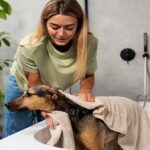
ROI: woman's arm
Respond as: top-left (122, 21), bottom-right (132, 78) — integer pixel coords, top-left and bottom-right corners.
top-left (24, 71), bottom-right (42, 87)
top-left (25, 71), bottom-right (54, 127)
top-left (79, 73), bottom-right (95, 102)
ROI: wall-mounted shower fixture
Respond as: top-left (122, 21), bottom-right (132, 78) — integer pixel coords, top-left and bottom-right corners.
top-left (120, 48), bottom-right (136, 64)
top-left (137, 32), bottom-right (150, 107)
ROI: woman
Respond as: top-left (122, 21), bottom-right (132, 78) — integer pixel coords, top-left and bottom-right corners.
top-left (3, 0), bottom-right (98, 137)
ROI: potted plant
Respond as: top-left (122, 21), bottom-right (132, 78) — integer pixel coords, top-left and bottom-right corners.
top-left (0, 0), bottom-right (12, 138)
top-left (0, 0), bottom-right (12, 101)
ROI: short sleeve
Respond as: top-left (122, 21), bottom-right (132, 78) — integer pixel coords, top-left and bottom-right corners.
top-left (15, 46), bottom-right (38, 73)
top-left (86, 34), bottom-right (98, 74)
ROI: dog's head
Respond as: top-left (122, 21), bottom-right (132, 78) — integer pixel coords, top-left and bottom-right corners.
top-left (5, 85), bottom-right (62, 112)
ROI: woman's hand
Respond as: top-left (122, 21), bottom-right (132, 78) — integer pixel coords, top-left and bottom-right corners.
top-left (75, 91), bottom-right (95, 102)
top-left (41, 111), bottom-right (55, 128)
top-left (78, 74), bottom-right (95, 102)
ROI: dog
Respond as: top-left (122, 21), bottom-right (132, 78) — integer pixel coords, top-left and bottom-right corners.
top-left (5, 85), bottom-right (121, 150)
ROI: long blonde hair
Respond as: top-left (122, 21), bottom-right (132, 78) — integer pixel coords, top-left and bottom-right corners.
top-left (37, 0), bottom-right (89, 82)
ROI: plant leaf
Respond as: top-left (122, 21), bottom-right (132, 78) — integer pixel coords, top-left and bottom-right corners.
top-left (0, 90), bottom-right (4, 101)
top-left (1, 0), bottom-right (12, 15)
top-left (0, 66), bottom-right (3, 71)
top-left (5, 59), bottom-right (13, 62)
top-left (0, 0), bottom-right (12, 20)
top-left (0, 32), bottom-right (9, 40)
top-left (2, 37), bottom-right (10, 46)
top-left (0, 10), bottom-right (7, 19)
top-left (3, 61), bottom-right (10, 66)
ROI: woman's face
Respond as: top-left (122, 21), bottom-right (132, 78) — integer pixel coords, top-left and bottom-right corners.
top-left (46, 14), bottom-right (78, 46)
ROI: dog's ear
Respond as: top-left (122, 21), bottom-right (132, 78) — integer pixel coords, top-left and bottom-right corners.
top-left (47, 88), bottom-right (59, 100)
top-left (52, 93), bottom-right (58, 100)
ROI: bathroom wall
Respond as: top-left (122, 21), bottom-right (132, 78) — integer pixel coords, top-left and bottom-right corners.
top-left (87, 0), bottom-right (150, 101)
top-left (1, 0), bottom-right (150, 100)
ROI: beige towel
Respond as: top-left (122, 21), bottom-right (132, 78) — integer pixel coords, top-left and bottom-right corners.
top-left (44, 91), bottom-right (150, 150)
top-left (34, 111), bottom-right (75, 149)
top-left (46, 111), bottom-right (75, 150)
top-left (60, 91), bottom-right (150, 150)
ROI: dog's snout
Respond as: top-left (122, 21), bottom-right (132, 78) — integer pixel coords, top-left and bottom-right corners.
top-left (5, 103), bottom-right (20, 112)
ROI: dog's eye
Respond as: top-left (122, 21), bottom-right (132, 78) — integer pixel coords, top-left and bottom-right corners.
top-left (26, 92), bottom-right (34, 97)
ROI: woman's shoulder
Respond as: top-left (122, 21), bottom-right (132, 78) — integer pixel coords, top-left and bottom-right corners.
top-left (87, 33), bottom-right (98, 47)
top-left (16, 31), bottom-right (47, 57)
top-left (88, 33), bottom-right (98, 43)
top-left (19, 30), bottom-right (47, 48)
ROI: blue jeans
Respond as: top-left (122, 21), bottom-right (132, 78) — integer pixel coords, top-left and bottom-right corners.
top-left (2, 73), bottom-right (43, 137)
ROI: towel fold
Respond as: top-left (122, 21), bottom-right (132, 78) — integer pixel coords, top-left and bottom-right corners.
top-left (46, 111), bottom-right (75, 150)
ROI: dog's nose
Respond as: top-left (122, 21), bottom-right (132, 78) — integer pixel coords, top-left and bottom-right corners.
top-left (5, 103), bottom-right (9, 109)
top-left (5, 103), bottom-right (13, 110)
top-left (4, 103), bottom-right (19, 112)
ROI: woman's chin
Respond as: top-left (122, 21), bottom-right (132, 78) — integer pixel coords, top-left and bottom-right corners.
top-left (55, 42), bottom-right (67, 46)
top-left (53, 39), bottom-right (70, 46)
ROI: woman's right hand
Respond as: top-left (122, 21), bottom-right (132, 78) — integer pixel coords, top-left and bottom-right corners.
top-left (41, 111), bottom-right (55, 129)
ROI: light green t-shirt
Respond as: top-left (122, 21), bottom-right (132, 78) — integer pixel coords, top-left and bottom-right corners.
top-left (10, 31), bottom-right (98, 91)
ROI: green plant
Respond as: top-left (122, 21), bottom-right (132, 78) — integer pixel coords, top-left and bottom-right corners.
top-left (0, 31), bottom-right (10, 47)
top-left (0, 0), bottom-right (11, 48)
top-left (0, 0), bottom-right (12, 46)
top-left (0, 0), bottom-right (12, 47)
top-left (0, 32), bottom-right (13, 71)
top-left (0, 0), bottom-right (12, 20)
top-left (0, 0), bottom-right (12, 71)
top-left (0, 90), bottom-right (4, 100)
top-left (0, 0), bottom-right (12, 100)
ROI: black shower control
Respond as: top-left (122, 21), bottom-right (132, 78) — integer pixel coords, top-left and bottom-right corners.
top-left (120, 48), bottom-right (136, 63)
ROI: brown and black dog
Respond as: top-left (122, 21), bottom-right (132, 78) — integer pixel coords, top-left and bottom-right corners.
top-left (5, 85), bottom-right (121, 150)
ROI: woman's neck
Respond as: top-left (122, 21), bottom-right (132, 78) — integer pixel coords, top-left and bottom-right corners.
top-left (51, 40), bottom-right (73, 52)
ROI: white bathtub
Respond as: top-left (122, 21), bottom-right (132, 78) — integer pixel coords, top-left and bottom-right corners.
top-left (0, 121), bottom-right (68, 150)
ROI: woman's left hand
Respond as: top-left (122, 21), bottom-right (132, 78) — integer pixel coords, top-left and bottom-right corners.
top-left (78, 74), bottom-right (95, 102)
top-left (75, 91), bottom-right (95, 102)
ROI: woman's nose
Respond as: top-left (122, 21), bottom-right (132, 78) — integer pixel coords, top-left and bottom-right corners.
top-left (57, 28), bottom-right (65, 36)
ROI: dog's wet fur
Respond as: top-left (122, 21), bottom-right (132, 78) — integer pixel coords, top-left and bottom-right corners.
top-left (5, 85), bottom-right (121, 150)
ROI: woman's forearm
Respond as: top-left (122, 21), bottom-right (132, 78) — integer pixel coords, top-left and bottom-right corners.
top-left (25, 71), bottom-right (42, 87)
top-left (80, 73), bottom-right (95, 93)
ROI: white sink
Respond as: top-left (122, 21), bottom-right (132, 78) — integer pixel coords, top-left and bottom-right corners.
top-left (0, 121), bottom-right (68, 150)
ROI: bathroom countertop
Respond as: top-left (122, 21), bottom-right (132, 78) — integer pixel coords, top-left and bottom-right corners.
top-left (0, 121), bottom-right (68, 150)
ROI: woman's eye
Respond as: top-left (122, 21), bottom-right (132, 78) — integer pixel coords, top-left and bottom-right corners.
top-left (51, 27), bottom-right (59, 30)
top-left (50, 26), bottom-right (74, 31)
top-left (50, 25), bottom-right (60, 30)
top-left (65, 28), bottom-right (73, 31)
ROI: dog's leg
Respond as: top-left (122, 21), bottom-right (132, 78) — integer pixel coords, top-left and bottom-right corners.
top-left (105, 135), bottom-right (122, 150)
top-left (78, 125), bottom-right (105, 150)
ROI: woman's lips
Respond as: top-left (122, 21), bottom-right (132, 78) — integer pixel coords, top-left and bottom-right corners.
top-left (56, 37), bottom-right (66, 42)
